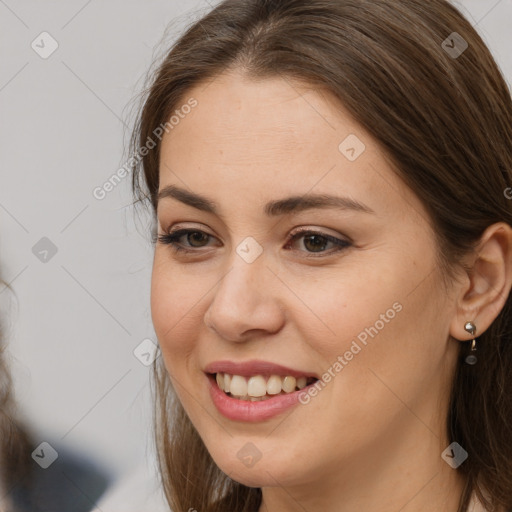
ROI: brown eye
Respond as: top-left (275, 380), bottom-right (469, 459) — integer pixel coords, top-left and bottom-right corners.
top-left (157, 229), bottom-right (215, 253)
top-left (303, 233), bottom-right (330, 252)
top-left (186, 231), bottom-right (210, 247)
top-left (285, 229), bottom-right (351, 257)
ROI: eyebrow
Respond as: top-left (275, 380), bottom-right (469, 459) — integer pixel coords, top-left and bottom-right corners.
top-left (157, 184), bottom-right (375, 216)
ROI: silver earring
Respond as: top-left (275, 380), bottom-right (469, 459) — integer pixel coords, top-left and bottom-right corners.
top-left (464, 321), bottom-right (477, 365)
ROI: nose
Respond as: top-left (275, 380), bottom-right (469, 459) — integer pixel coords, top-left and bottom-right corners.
top-left (204, 256), bottom-right (285, 342)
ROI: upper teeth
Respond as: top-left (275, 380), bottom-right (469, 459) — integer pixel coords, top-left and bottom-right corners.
top-left (215, 373), bottom-right (309, 397)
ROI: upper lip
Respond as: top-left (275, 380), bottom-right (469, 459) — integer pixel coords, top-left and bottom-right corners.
top-left (204, 359), bottom-right (319, 379)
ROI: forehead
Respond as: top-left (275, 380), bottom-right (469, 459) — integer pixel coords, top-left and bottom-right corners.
top-left (162, 70), bottom-right (355, 156)
top-left (158, 70), bottom-right (424, 224)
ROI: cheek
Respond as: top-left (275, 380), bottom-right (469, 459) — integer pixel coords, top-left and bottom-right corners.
top-left (348, 286), bottom-right (446, 410)
top-left (150, 255), bottom-right (205, 363)
top-left (287, 252), bottom-right (444, 398)
top-left (284, 259), bottom-right (404, 355)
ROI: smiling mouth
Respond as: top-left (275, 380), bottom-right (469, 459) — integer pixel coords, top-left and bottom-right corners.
top-left (210, 372), bottom-right (319, 401)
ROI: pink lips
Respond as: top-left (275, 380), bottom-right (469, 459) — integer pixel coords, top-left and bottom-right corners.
top-left (204, 359), bottom-right (319, 422)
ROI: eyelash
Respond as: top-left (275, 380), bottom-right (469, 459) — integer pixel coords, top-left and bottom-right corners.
top-left (155, 227), bottom-right (351, 258)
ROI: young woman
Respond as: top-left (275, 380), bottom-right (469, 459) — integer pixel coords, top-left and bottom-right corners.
top-left (130, 1), bottom-right (512, 511)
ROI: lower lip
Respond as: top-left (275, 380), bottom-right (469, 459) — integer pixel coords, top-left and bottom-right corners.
top-left (206, 373), bottom-right (313, 422)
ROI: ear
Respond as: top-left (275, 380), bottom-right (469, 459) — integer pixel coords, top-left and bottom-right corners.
top-left (449, 222), bottom-right (512, 341)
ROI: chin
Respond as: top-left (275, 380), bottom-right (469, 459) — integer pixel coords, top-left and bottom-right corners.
top-left (218, 463), bottom-right (282, 488)
top-left (206, 444), bottom-right (299, 488)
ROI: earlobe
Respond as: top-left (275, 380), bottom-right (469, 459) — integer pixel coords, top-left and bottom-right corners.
top-left (449, 222), bottom-right (512, 343)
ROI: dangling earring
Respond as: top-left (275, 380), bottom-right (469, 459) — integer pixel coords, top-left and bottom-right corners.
top-left (463, 321), bottom-right (477, 365)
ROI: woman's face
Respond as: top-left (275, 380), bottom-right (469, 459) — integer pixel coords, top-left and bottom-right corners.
top-left (151, 70), bottom-right (461, 490)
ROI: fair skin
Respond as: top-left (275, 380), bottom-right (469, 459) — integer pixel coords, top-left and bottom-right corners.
top-left (151, 69), bottom-right (512, 512)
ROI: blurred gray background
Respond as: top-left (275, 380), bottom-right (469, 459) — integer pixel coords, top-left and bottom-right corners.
top-left (0, 0), bottom-right (511, 508)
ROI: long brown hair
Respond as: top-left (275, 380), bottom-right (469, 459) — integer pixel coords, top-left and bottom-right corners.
top-left (129, 1), bottom-right (512, 510)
